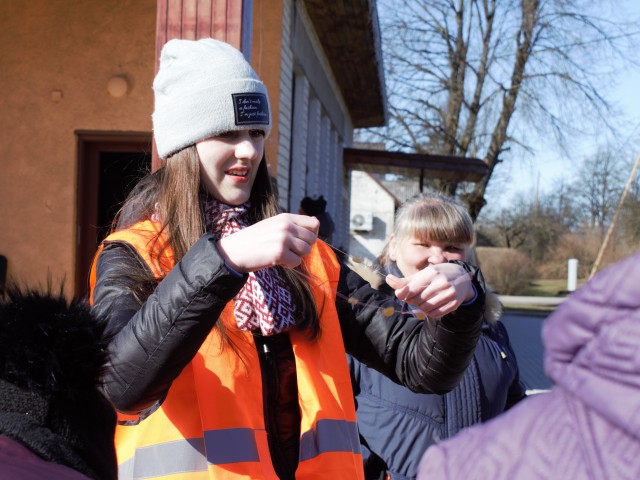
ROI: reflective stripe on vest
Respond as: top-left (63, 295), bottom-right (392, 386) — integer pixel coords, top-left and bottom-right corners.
top-left (90, 221), bottom-right (364, 480)
top-left (299, 419), bottom-right (360, 461)
top-left (118, 419), bottom-right (360, 478)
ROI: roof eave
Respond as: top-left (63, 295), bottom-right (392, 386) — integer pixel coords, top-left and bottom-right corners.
top-left (303, 0), bottom-right (387, 128)
top-left (344, 147), bottom-right (489, 182)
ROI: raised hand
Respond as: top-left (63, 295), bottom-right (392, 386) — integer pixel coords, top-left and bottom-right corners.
top-left (386, 262), bottom-right (474, 318)
top-left (217, 213), bottom-right (319, 271)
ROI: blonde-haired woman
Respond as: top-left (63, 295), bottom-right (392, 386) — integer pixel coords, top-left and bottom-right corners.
top-left (349, 191), bottom-right (525, 480)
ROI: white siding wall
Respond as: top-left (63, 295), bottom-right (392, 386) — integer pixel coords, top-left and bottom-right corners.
top-left (278, 1), bottom-right (354, 252)
top-left (305, 97), bottom-right (321, 195)
top-left (276, 0), bottom-right (295, 211)
top-left (289, 73), bottom-right (310, 213)
top-left (329, 129), bottom-right (347, 249)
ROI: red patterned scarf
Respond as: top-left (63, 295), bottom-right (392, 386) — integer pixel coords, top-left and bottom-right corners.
top-left (203, 199), bottom-right (297, 335)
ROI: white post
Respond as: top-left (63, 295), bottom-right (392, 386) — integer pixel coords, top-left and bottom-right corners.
top-left (567, 258), bottom-right (579, 292)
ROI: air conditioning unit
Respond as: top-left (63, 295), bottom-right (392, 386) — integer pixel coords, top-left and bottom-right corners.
top-left (350, 211), bottom-right (374, 232)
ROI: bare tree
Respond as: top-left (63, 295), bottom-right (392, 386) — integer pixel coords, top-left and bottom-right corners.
top-left (366, 0), bottom-right (639, 220)
top-left (618, 165), bottom-right (640, 243)
top-left (588, 152), bottom-right (640, 276)
top-left (573, 148), bottom-right (626, 239)
top-left (479, 196), bottom-right (531, 249)
top-left (478, 187), bottom-right (577, 260)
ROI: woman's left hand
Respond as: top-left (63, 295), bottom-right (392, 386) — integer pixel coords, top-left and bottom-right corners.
top-left (386, 262), bottom-right (474, 318)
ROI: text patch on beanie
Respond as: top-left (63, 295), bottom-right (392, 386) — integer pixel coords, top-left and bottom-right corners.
top-left (233, 93), bottom-right (270, 126)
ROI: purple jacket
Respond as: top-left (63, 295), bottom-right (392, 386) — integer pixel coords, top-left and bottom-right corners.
top-left (418, 252), bottom-right (640, 480)
top-left (0, 436), bottom-right (91, 480)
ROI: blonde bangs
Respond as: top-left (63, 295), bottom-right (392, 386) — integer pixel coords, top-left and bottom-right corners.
top-left (394, 193), bottom-right (474, 247)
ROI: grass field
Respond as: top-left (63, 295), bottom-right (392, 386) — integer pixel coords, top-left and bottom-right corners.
top-left (521, 278), bottom-right (585, 297)
top-left (499, 278), bottom-right (587, 312)
top-left (501, 303), bottom-right (557, 314)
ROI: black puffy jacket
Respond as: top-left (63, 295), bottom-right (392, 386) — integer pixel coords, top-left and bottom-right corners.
top-left (91, 234), bottom-right (485, 480)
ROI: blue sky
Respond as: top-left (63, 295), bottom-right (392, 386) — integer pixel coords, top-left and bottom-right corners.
top-left (485, 69), bottom-right (640, 211)
top-left (482, 1), bottom-right (640, 213)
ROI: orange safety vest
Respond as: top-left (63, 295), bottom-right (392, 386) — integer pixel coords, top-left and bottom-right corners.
top-left (90, 220), bottom-right (364, 480)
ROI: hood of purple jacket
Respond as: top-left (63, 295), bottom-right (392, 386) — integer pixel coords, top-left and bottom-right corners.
top-left (542, 251), bottom-right (640, 440)
top-left (417, 252), bottom-right (640, 480)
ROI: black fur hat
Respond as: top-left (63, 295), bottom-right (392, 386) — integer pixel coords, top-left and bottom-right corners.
top-left (0, 286), bottom-right (117, 480)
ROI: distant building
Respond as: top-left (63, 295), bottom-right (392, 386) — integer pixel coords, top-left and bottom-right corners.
top-left (345, 152), bottom-right (488, 263)
top-left (348, 171), bottom-right (397, 264)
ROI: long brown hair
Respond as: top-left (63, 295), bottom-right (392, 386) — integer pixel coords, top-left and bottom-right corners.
top-left (110, 145), bottom-right (320, 341)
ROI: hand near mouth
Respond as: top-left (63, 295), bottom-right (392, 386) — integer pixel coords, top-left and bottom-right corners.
top-left (217, 213), bottom-right (320, 271)
top-left (386, 262), bottom-right (474, 318)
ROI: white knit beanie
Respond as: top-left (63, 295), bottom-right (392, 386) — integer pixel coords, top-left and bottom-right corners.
top-left (152, 38), bottom-right (271, 159)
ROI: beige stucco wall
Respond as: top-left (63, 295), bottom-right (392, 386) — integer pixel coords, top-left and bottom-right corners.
top-left (251, 0), bottom-right (283, 177)
top-left (0, 0), bottom-right (156, 293)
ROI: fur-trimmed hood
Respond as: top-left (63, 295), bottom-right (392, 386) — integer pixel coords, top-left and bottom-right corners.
top-left (0, 286), bottom-right (117, 480)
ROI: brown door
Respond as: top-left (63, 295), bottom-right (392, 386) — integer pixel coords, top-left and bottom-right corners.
top-left (76, 132), bottom-right (152, 297)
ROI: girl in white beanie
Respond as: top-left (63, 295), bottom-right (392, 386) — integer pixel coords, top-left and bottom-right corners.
top-left (89, 37), bottom-right (487, 480)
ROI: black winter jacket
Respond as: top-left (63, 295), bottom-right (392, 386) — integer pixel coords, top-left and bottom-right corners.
top-left (91, 234), bottom-right (486, 479)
